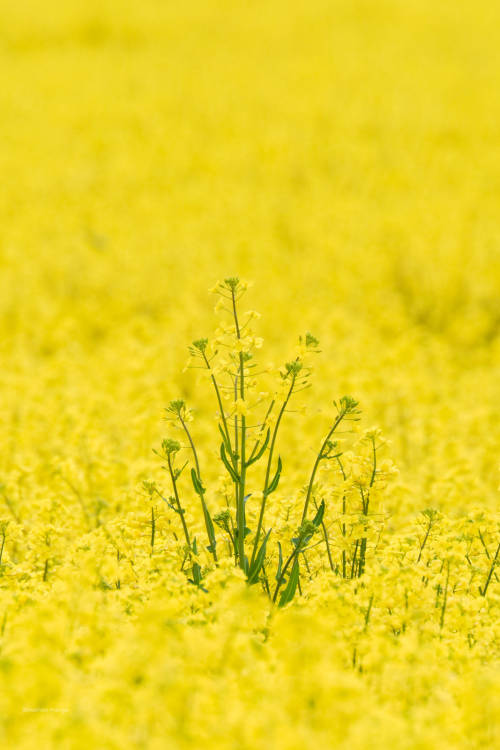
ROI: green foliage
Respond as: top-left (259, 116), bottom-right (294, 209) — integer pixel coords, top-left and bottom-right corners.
top-left (152, 280), bottom-right (396, 605)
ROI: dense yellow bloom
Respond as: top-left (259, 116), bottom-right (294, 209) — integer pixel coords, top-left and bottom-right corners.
top-left (0, 0), bottom-right (500, 748)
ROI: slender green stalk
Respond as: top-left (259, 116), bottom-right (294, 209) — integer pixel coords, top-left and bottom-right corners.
top-left (167, 453), bottom-right (191, 550)
top-left (358, 538), bottom-right (367, 577)
top-left (228, 511), bottom-right (238, 565)
top-left (369, 434), bottom-right (377, 487)
top-left (251, 374), bottom-right (297, 566)
top-left (272, 521), bottom-right (318, 603)
top-left (201, 352), bottom-right (241, 520)
top-left (301, 404), bottom-right (353, 523)
top-left (178, 413), bottom-right (218, 562)
top-left (358, 437), bottom-right (376, 577)
top-left (313, 499), bottom-right (334, 572)
top-left (342, 526), bottom-right (347, 577)
top-left (479, 541), bottom-right (500, 596)
top-left (231, 286), bottom-right (247, 570)
top-left (272, 546), bottom-right (299, 603)
top-left (150, 506), bottom-right (156, 552)
top-left (179, 414), bottom-right (201, 478)
top-left (337, 456), bottom-right (348, 579)
top-left (440, 560), bottom-right (450, 629)
top-left (194, 340), bottom-right (239, 497)
top-left (201, 349), bottom-right (233, 453)
top-left (417, 517), bottom-right (433, 563)
top-left (234, 376), bottom-right (239, 457)
top-left (248, 398), bottom-right (275, 461)
top-left (478, 528), bottom-right (491, 558)
top-left (232, 375), bottom-right (241, 563)
top-left (0, 530), bottom-right (6, 566)
top-left (364, 594), bottom-right (374, 629)
top-left (351, 539), bottom-right (359, 579)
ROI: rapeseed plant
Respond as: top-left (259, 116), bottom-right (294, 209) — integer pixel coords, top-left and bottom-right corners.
top-left (153, 278), bottom-right (395, 605)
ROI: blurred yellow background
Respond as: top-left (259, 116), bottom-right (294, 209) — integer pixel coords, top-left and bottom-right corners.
top-left (1, 2), bottom-right (499, 747)
top-left (2, 0), bottom-right (500, 500)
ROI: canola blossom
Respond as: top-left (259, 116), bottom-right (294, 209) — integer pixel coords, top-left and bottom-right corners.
top-left (1, 1), bottom-right (500, 748)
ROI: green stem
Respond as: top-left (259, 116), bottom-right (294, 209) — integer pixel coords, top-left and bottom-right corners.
top-left (248, 399), bottom-right (275, 462)
top-left (341, 495), bottom-right (347, 578)
top-left (301, 410), bottom-right (347, 523)
top-left (417, 518), bottom-right (433, 563)
top-left (480, 541), bottom-right (500, 596)
top-left (313, 499), bottom-right (334, 573)
top-left (369, 435), bottom-right (377, 488)
top-left (179, 415), bottom-right (201, 478)
top-left (337, 456), bottom-right (347, 578)
top-left (167, 454), bottom-right (191, 550)
top-left (232, 288), bottom-right (247, 570)
top-left (234, 376), bottom-right (239, 458)
top-left (179, 415), bottom-right (218, 562)
top-left (351, 539), bottom-right (359, 579)
top-left (202, 350), bottom-right (233, 455)
top-left (272, 547), bottom-right (299, 604)
top-left (150, 506), bottom-right (156, 552)
top-left (358, 437), bottom-right (376, 577)
top-left (440, 560), bottom-right (450, 629)
top-left (358, 537), bottom-right (367, 577)
top-left (251, 376), bottom-right (296, 566)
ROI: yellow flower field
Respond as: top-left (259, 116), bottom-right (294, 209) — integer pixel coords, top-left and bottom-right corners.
top-left (1, 1), bottom-right (499, 747)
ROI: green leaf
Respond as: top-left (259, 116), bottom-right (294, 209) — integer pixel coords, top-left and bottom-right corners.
top-left (266, 456), bottom-right (282, 495)
top-left (234, 525), bottom-right (252, 540)
top-left (246, 428), bottom-right (270, 467)
top-left (191, 468), bottom-right (205, 495)
top-left (218, 423), bottom-right (232, 453)
top-left (203, 505), bottom-right (217, 553)
top-left (312, 499), bottom-right (325, 528)
top-left (220, 442), bottom-right (239, 483)
top-left (279, 557), bottom-right (300, 607)
top-left (174, 460), bottom-right (189, 480)
top-left (247, 529), bottom-right (272, 585)
top-left (190, 562), bottom-right (202, 587)
top-left (275, 541), bottom-right (283, 582)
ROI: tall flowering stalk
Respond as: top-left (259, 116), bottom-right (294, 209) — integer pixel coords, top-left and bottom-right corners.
top-left (149, 277), bottom-right (391, 605)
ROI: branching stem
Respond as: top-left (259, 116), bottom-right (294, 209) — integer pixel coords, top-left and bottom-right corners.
top-left (251, 374), bottom-right (297, 566)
